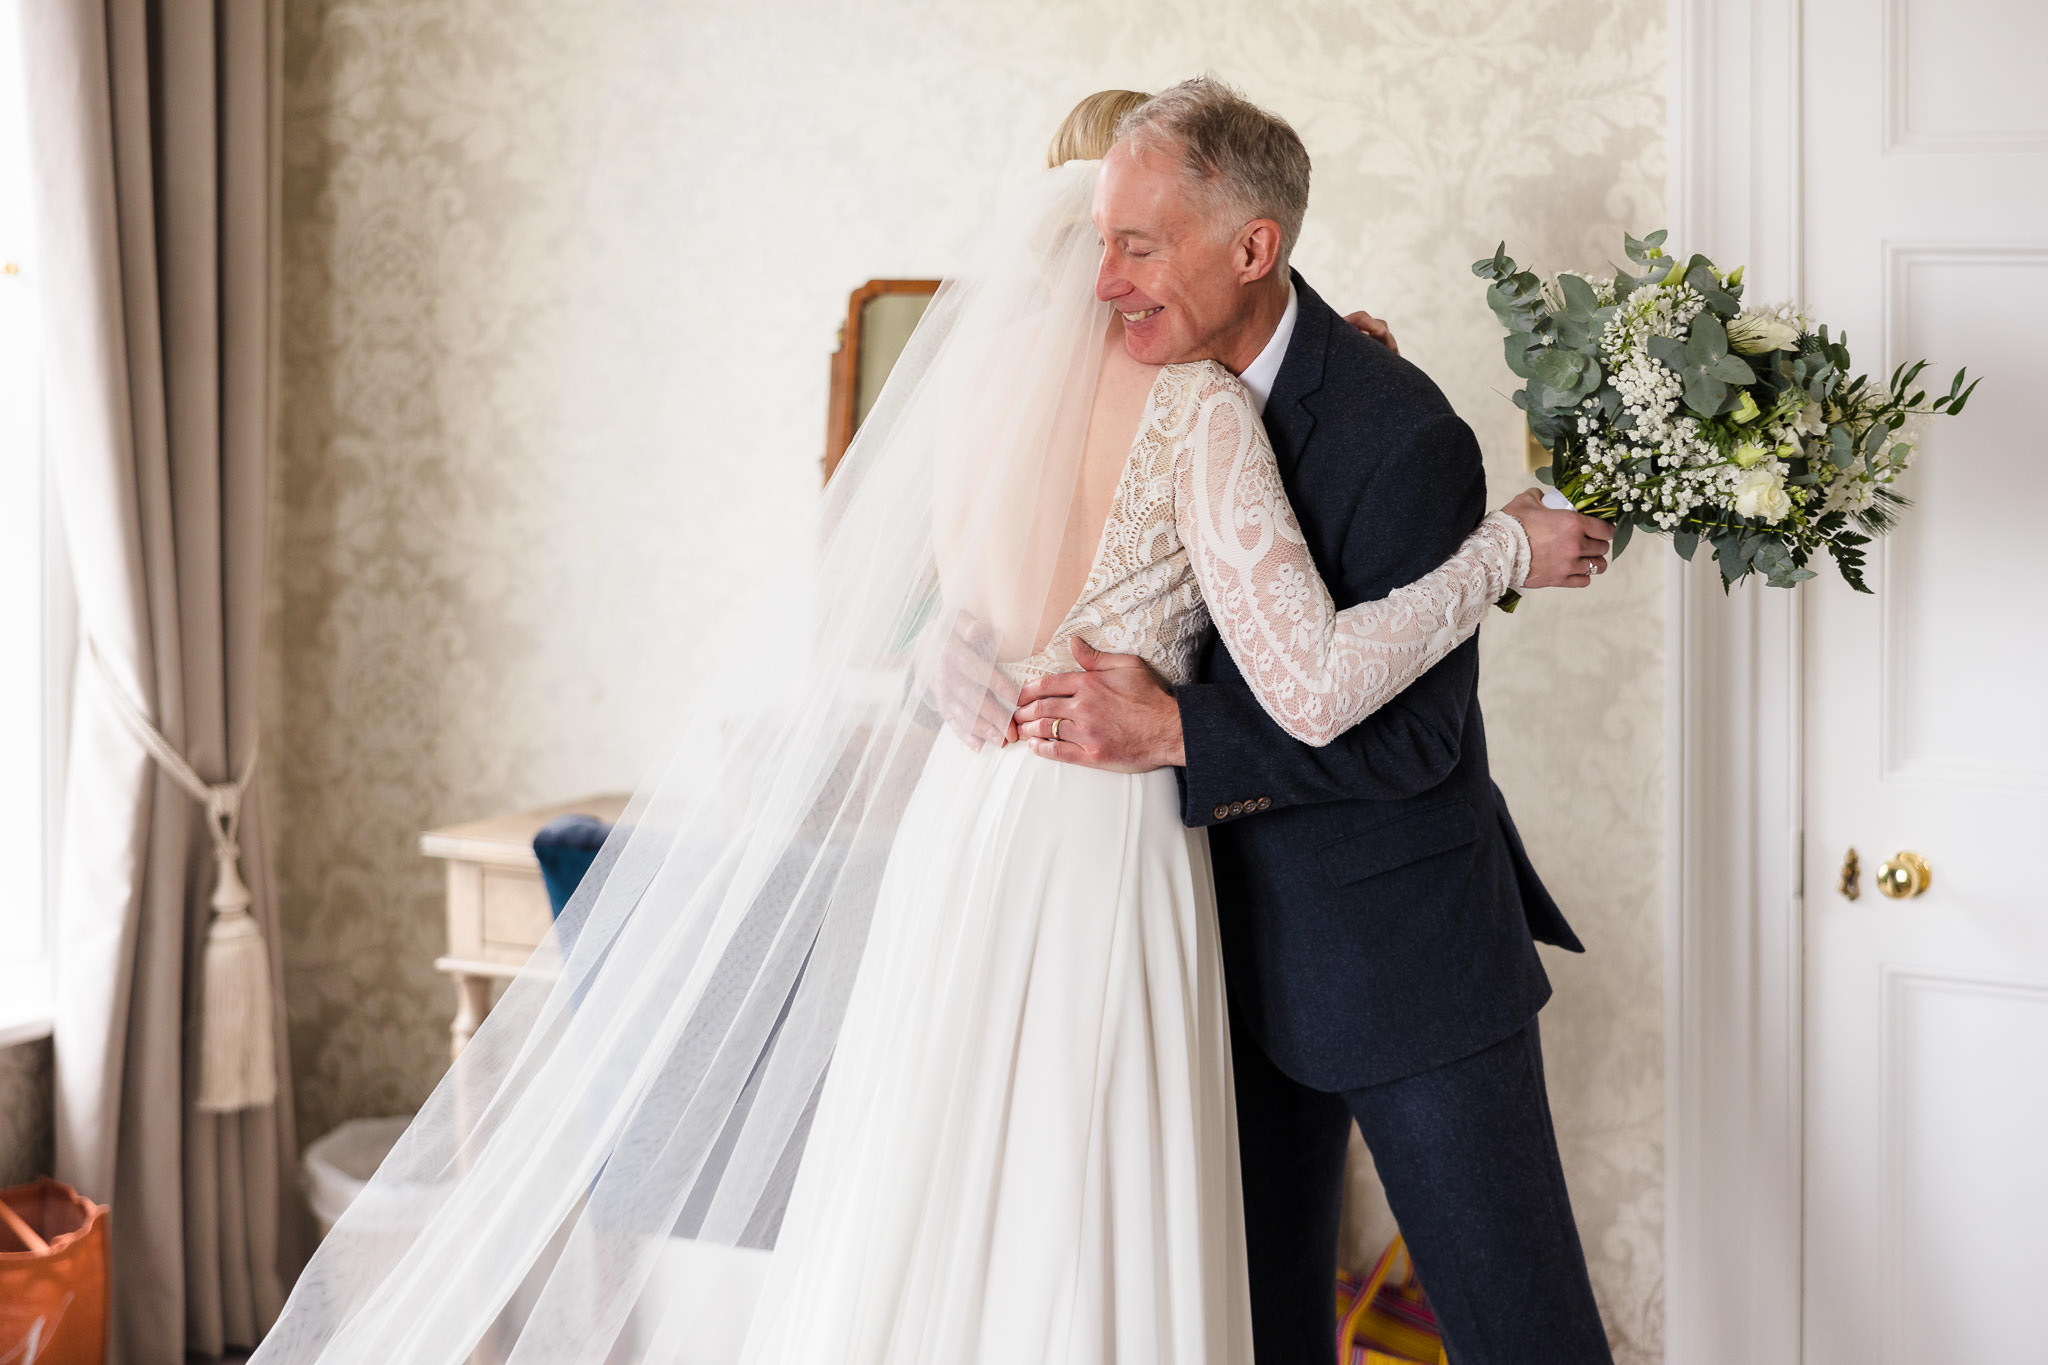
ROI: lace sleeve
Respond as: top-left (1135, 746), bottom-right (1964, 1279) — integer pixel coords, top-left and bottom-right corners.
top-left (1172, 369), bottom-right (1530, 747)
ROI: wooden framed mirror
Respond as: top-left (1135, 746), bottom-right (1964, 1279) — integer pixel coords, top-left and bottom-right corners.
top-left (824, 279), bottom-right (940, 482)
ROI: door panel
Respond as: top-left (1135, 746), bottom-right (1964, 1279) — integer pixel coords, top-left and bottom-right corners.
top-left (1802, 2), bottom-right (2048, 1362)
top-left (1887, 0), bottom-right (2048, 150)
top-left (1880, 972), bottom-right (2048, 1361)
top-left (1879, 250), bottom-right (2048, 782)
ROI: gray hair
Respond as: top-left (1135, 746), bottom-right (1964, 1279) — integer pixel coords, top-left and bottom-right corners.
top-left (1116, 76), bottom-right (1311, 272)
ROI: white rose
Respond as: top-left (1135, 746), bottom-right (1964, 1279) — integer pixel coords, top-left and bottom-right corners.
top-left (1727, 306), bottom-right (1801, 355)
top-left (1733, 466), bottom-right (1793, 523)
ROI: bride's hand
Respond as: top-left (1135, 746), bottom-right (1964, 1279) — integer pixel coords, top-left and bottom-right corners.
top-left (915, 614), bottom-right (1021, 750)
top-left (1341, 308), bottom-right (1399, 355)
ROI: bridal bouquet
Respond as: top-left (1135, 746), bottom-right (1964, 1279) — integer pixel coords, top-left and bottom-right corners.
top-left (1475, 231), bottom-right (1977, 590)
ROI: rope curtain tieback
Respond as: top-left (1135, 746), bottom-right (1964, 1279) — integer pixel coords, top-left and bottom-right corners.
top-left (86, 636), bottom-right (276, 1112)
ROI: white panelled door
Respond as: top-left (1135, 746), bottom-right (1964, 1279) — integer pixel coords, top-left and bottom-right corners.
top-left (1801, 2), bottom-right (2048, 1362)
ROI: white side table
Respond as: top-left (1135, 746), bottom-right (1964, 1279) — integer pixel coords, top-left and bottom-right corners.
top-left (420, 794), bottom-right (629, 1059)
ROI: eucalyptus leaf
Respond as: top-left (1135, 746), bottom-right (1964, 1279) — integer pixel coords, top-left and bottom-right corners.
top-left (1505, 334), bottom-right (1546, 380)
top-left (1531, 347), bottom-right (1601, 409)
top-left (1670, 315), bottom-right (1755, 415)
top-left (1716, 545), bottom-right (1745, 589)
top-left (1487, 273), bottom-right (1544, 332)
top-left (1565, 364), bottom-right (1605, 406)
top-left (1472, 244), bottom-right (1515, 280)
top-left (1527, 406), bottom-right (1571, 448)
top-left (1829, 426), bottom-right (1856, 468)
top-left (1647, 335), bottom-right (1685, 374)
top-left (1531, 348), bottom-right (1587, 388)
top-left (1683, 255), bottom-right (1738, 314)
top-left (1609, 517), bottom-right (1635, 559)
top-left (1683, 375), bottom-right (1729, 416)
top-left (1623, 229), bottom-right (1668, 265)
top-left (1554, 304), bottom-right (1615, 352)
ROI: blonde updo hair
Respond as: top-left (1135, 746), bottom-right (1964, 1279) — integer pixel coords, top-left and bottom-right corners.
top-left (1046, 89), bottom-right (1151, 167)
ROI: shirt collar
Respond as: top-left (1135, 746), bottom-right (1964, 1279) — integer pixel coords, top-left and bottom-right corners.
top-left (1234, 281), bottom-right (1298, 417)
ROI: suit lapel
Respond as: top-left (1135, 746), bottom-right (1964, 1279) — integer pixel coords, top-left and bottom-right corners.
top-left (1262, 270), bottom-right (1331, 479)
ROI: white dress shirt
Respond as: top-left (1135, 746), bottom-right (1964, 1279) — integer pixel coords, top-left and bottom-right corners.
top-left (1234, 281), bottom-right (1299, 417)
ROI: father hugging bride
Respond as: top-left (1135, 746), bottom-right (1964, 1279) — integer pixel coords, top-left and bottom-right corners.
top-left (256, 79), bottom-right (1618, 1365)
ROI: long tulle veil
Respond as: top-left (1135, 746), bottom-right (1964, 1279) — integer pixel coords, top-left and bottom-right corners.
top-left (253, 162), bottom-right (1113, 1362)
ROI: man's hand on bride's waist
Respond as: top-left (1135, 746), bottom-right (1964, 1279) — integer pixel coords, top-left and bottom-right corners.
top-left (1011, 637), bottom-right (1184, 773)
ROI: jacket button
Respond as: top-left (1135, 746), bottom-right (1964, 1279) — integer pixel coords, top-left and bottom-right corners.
top-left (1213, 805), bottom-right (1230, 820)
top-left (1256, 797), bottom-right (1271, 811)
top-left (1229, 801), bottom-right (1245, 816)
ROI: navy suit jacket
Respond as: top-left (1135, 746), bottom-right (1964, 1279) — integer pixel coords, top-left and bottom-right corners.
top-left (1176, 274), bottom-right (1583, 1093)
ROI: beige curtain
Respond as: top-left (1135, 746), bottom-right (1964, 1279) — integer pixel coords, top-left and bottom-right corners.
top-left (21, 2), bottom-right (306, 1359)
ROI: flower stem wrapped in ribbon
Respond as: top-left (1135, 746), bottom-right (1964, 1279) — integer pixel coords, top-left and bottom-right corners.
top-left (1477, 231), bottom-right (1978, 592)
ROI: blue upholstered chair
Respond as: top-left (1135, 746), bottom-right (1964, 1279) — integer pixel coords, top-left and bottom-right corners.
top-left (533, 814), bottom-right (612, 919)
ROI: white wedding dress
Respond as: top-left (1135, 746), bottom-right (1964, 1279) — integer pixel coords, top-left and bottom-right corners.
top-left (667, 364), bottom-right (1531, 1364)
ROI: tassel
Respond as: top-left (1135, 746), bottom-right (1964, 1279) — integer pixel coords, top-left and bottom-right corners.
top-left (87, 635), bottom-right (278, 1113)
top-left (196, 834), bottom-right (277, 1112)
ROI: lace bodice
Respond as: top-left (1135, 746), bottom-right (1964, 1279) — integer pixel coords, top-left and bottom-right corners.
top-left (1010, 361), bottom-right (1529, 746)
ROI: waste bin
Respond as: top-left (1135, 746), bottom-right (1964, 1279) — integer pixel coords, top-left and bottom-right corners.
top-left (0, 1178), bottom-right (109, 1365)
top-left (302, 1115), bottom-right (413, 1238)
top-left (299, 1114), bottom-right (559, 1342)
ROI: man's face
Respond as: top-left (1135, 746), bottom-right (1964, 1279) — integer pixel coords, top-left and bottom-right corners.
top-left (1092, 140), bottom-right (1259, 367)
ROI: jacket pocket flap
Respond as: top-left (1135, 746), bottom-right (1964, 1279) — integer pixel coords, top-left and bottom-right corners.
top-left (1316, 799), bottom-right (1480, 886)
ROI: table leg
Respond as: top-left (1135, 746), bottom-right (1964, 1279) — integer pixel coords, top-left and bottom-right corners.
top-left (446, 970), bottom-right (512, 1365)
top-left (450, 972), bottom-right (491, 1060)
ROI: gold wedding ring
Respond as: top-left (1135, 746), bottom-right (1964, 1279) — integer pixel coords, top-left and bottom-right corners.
top-left (1050, 718), bottom-right (1062, 743)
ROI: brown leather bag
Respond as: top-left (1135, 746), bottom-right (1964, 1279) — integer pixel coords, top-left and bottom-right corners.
top-left (0, 1178), bottom-right (110, 1365)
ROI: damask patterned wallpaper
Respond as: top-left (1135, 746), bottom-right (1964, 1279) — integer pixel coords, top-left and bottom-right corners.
top-left (275, 1), bottom-right (1665, 1358)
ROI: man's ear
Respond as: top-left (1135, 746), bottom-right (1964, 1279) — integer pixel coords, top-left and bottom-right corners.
top-left (1236, 219), bottom-right (1283, 283)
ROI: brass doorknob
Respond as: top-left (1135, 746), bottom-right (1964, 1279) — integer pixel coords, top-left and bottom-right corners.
top-left (1875, 851), bottom-right (1932, 900)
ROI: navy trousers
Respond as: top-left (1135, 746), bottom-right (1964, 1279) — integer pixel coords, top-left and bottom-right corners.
top-left (1231, 1010), bottom-right (1613, 1365)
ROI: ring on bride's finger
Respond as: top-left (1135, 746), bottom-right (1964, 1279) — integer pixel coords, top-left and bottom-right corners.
top-left (1050, 718), bottom-right (1062, 742)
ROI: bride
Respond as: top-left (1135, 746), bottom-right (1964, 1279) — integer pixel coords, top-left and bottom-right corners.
top-left (253, 91), bottom-right (1587, 1364)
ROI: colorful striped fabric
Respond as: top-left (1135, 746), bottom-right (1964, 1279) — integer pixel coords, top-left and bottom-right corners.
top-left (1334, 1236), bottom-right (1447, 1365)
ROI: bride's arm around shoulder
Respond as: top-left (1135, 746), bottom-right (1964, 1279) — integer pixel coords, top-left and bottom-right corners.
top-left (1170, 367), bottom-right (1531, 748)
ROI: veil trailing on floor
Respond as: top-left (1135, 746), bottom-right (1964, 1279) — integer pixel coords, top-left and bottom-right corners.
top-left (255, 163), bottom-right (1111, 1362)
